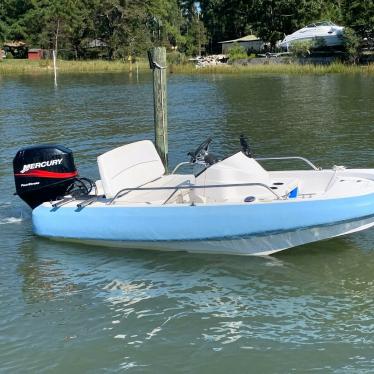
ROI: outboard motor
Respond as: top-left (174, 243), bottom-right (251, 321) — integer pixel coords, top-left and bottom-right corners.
top-left (13, 145), bottom-right (78, 209)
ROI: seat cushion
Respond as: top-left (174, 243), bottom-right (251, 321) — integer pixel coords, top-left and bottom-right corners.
top-left (98, 140), bottom-right (165, 198)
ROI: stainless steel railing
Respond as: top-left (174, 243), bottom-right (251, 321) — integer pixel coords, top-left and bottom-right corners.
top-left (172, 156), bottom-right (320, 174)
top-left (255, 156), bottom-right (320, 170)
top-left (108, 182), bottom-right (282, 205)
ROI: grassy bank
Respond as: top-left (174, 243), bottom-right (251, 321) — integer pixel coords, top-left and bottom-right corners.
top-left (170, 62), bottom-right (374, 75)
top-left (1, 58), bottom-right (373, 75)
top-left (0, 59), bottom-right (149, 74)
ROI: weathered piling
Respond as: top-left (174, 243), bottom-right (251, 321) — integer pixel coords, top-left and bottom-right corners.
top-left (150, 47), bottom-right (168, 171)
top-left (53, 50), bottom-right (57, 87)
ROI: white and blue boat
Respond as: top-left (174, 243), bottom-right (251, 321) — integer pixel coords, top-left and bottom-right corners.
top-left (14, 138), bottom-right (374, 256)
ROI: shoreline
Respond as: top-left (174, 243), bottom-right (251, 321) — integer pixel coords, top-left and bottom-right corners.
top-left (170, 62), bottom-right (374, 75)
top-left (1, 59), bottom-right (373, 75)
top-left (0, 59), bottom-right (150, 75)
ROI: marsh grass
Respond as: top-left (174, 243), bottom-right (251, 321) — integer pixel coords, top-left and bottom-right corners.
top-left (1, 59), bottom-right (373, 75)
top-left (0, 59), bottom-right (149, 74)
top-left (169, 62), bottom-right (374, 75)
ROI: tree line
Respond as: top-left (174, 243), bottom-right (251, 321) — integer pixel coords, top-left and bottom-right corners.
top-left (0, 0), bottom-right (373, 58)
top-left (202, 0), bottom-right (373, 50)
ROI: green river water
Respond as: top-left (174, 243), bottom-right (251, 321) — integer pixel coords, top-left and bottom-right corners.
top-left (0, 72), bottom-right (373, 373)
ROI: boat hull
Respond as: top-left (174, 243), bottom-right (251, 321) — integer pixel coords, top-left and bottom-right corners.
top-left (280, 34), bottom-right (343, 49)
top-left (32, 193), bottom-right (374, 256)
top-left (51, 215), bottom-right (374, 256)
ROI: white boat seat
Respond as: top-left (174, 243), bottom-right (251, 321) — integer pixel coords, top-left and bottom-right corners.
top-left (94, 180), bottom-right (104, 195)
top-left (115, 174), bottom-right (195, 205)
top-left (97, 140), bottom-right (165, 198)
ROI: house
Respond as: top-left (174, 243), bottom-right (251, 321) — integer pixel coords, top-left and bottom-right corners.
top-left (3, 41), bottom-right (28, 58)
top-left (87, 39), bottom-right (108, 48)
top-left (219, 35), bottom-right (265, 54)
top-left (28, 49), bottom-right (43, 60)
top-left (86, 39), bottom-right (109, 59)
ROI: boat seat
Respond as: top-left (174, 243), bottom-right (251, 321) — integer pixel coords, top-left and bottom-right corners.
top-left (97, 140), bottom-right (165, 199)
top-left (115, 174), bottom-right (195, 205)
top-left (94, 180), bottom-right (104, 195)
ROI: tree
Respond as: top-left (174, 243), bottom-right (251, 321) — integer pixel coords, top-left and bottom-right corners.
top-left (200, 0), bottom-right (253, 53)
top-left (0, 0), bottom-right (34, 41)
top-left (93, 0), bottom-right (153, 59)
top-left (250, 0), bottom-right (330, 49)
top-left (178, 2), bottom-right (207, 55)
top-left (342, 0), bottom-right (374, 40)
top-left (342, 27), bottom-right (360, 63)
top-left (200, 0), bottom-right (348, 52)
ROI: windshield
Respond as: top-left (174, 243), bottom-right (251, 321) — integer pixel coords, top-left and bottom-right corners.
top-left (306, 21), bottom-right (335, 28)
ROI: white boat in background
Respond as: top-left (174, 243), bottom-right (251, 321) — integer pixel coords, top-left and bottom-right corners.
top-left (13, 137), bottom-right (374, 256)
top-left (280, 21), bottom-right (344, 50)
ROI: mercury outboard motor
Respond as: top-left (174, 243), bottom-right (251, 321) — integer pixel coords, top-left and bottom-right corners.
top-left (13, 145), bottom-right (78, 209)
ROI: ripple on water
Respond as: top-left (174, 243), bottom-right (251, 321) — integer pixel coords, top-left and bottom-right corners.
top-left (0, 73), bottom-right (373, 373)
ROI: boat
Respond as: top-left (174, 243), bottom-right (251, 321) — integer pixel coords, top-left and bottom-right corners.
top-left (279, 21), bottom-right (344, 50)
top-left (13, 137), bottom-right (374, 256)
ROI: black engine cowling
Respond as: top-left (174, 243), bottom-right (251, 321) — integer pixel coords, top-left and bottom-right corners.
top-left (13, 145), bottom-right (78, 209)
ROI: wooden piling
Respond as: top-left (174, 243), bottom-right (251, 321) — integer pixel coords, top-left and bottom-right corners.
top-left (52, 50), bottom-right (57, 87)
top-left (151, 47), bottom-right (168, 171)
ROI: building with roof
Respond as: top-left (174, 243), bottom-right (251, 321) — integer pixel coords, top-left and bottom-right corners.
top-left (219, 35), bottom-right (265, 54)
top-left (28, 49), bottom-right (44, 60)
top-left (3, 41), bottom-right (28, 58)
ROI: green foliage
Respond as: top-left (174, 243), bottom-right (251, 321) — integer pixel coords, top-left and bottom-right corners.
top-left (0, 0), bottom-right (207, 59)
top-left (228, 42), bottom-right (247, 61)
top-left (290, 40), bottom-right (313, 57)
top-left (184, 16), bottom-right (207, 56)
top-left (199, 0), bottom-right (371, 53)
top-left (167, 51), bottom-right (188, 64)
top-left (342, 27), bottom-right (360, 63)
top-left (342, 0), bottom-right (374, 39)
top-left (0, 0), bottom-right (372, 59)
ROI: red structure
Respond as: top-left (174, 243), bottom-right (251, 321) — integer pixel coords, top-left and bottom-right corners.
top-left (28, 49), bottom-right (43, 60)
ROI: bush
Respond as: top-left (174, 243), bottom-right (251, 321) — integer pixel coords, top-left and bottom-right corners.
top-left (342, 27), bottom-right (360, 64)
top-left (290, 40), bottom-right (313, 57)
top-left (166, 52), bottom-right (188, 65)
top-left (228, 42), bottom-right (247, 61)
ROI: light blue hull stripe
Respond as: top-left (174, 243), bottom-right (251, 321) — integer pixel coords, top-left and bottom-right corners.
top-left (32, 193), bottom-right (374, 242)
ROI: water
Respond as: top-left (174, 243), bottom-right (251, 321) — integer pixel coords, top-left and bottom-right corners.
top-left (0, 72), bottom-right (374, 372)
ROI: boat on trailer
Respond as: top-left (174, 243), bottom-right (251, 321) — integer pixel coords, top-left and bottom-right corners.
top-left (13, 138), bottom-right (374, 256)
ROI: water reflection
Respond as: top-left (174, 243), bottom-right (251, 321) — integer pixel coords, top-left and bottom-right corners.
top-left (0, 224), bottom-right (371, 372)
top-left (17, 238), bottom-right (80, 303)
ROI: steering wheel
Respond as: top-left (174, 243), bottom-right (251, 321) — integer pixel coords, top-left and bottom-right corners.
top-left (188, 137), bottom-right (212, 163)
top-left (66, 177), bottom-right (94, 197)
